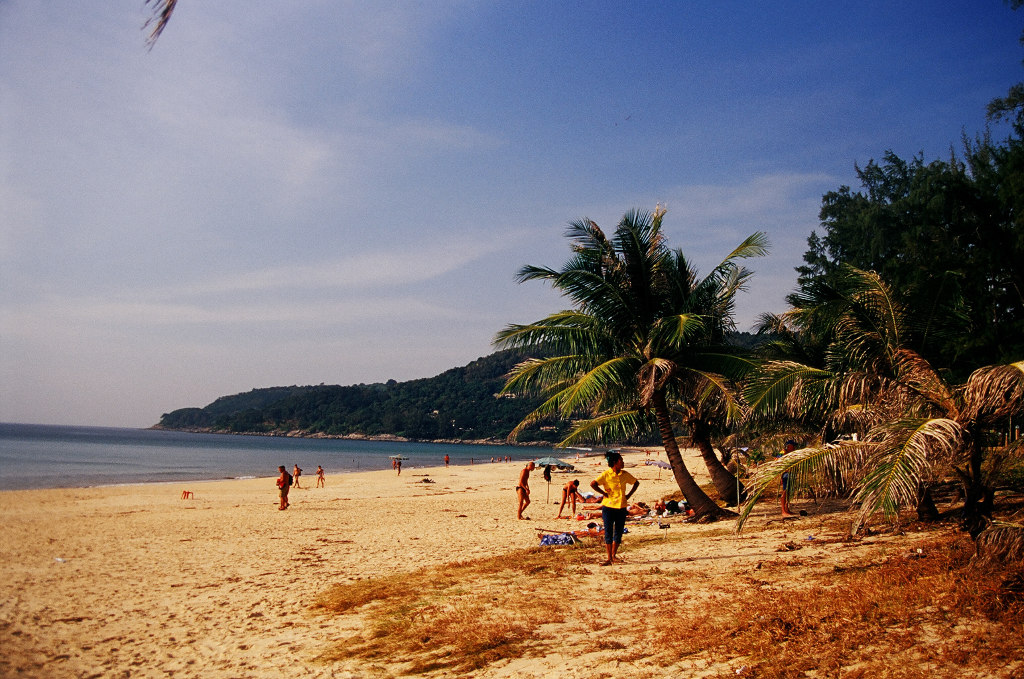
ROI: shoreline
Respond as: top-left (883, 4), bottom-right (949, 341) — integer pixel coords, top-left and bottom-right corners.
top-left (148, 423), bottom-right (570, 447)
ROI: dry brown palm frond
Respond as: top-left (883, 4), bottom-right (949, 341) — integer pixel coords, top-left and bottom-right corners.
top-left (143, 0), bottom-right (177, 49)
top-left (637, 357), bottom-right (674, 405)
top-left (961, 361), bottom-right (1024, 422)
top-left (836, 371), bottom-right (885, 410)
top-left (892, 348), bottom-right (958, 414)
top-left (852, 417), bottom-right (963, 532)
top-left (833, 372), bottom-right (914, 428)
top-left (973, 521), bottom-right (1024, 565)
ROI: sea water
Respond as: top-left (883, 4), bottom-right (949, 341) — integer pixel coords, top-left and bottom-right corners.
top-left (0, 423), bottom-right (537, 491)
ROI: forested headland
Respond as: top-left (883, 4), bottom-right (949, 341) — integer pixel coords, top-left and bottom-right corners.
top-left (154, 333), bottom-right (764, 443)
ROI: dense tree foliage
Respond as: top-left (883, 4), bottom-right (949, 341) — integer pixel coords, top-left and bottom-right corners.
top-left (156, 350), bottom-right (559, 442)
top-left (797, 139), bottom-right (1024, 373)
top-left (742, 266), bottom-right (1024, 535)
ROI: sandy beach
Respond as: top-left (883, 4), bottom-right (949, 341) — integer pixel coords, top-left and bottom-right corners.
top-left (0, 449), bottom-right (964, 678)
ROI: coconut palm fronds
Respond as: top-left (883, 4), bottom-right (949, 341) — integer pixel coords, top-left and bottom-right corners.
top-left (736, 442), bottom-right (866, 529)
top-left (851, 418), bottom-right (963, 532)
top-left (973, 521), bottom-right (1024, 565)
top-left (961, 361), bottom-right (1024, 422)
top-left (144, 0), bottom-right (177, 49)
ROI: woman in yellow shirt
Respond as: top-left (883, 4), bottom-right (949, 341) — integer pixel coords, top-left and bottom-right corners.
top-left (590, 451), bottom-right (640, 566)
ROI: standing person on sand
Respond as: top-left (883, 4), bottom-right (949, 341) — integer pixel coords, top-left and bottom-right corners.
top-left (557, 479), bottom-right (585, 519)
top-left (590, 451), bottom-right (639, 566)
top-left (444, 454), bottom-right (450, 468)
top-left (778, 440), bottom-right (798, 518)
top-left (292, 464), bottom-right (302, 489)
top-left (315, 465), bottom-right (325, 488)
top-left (516, 461), bottom-right (535, 519)
top-left (276, 466), bottom-right (292, 510)
top-left (396, 458), bottom-right (402, 475)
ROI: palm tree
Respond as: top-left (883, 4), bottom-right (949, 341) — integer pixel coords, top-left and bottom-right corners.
top-left (494, 207), bottom-right (767, 520)
top-left (740, 266), bottom-right (1024, 535)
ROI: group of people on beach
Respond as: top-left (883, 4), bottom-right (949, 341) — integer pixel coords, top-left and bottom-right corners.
top-left (275, 464), bottom-right (325, 510)
top-left (517, 451), bottom-right (639, 566)
top-left (517, 440), bottom-right (802, 565)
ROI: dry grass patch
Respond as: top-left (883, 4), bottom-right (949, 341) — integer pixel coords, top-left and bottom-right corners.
top-left (313, 541), bottom-right (601, 673)
top-left (312, 524), bottom-right (1024, 678)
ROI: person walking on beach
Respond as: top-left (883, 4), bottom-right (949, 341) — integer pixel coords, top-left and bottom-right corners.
top-left (444, 454), bottom-right (450, 468)
top-left (315, 465), bottom-right (325, 488)
top-left (276, 466), bottom-right (292, 510)
top-left (292, 464), bottom-right (303, 489)
top-left (396, 458), bottom-right (402, 475)
top-left (557, 479), bottom-right (585, 519)
top-left (590, 451), bottom-right (639, 566)
top-left (516, 461), bottom-right (535, 519)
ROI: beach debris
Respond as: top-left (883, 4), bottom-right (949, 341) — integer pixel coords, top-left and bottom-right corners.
top-left (54, 557), bottom-right (66, 563)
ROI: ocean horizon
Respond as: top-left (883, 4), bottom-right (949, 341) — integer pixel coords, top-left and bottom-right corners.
top-left (0, 422), bottom-right (543, 491)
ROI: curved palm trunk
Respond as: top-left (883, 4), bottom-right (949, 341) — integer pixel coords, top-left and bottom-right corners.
top-left (689, 419), bottom-right (745, 506)
top-left (652, 391), bottom-right (734, 521)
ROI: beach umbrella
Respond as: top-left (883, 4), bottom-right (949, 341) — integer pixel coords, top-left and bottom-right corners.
top-left (533, 456), bottom-right (574, 470)
top-left (645, 459), bottom-right (671, 479)
top-left (533, 456), bottom-right (574, 504)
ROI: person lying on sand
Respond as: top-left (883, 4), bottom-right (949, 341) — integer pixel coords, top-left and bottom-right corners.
top-left (578, 502), bottom-right (650, 520)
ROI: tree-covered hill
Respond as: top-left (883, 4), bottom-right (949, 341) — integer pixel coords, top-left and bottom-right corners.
top-left (154, 350), bottom-right (565, 443)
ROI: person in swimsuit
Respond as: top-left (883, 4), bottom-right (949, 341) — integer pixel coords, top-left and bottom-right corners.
top-left (315, 465), bottom-right (325, 488)
top-left (516, 461), bottom-right (535, 519)
top-left (276, 466), bottom-right (291, 510)
top-left (556, 479), bottom-right (585, 518)
top-left (292, 464), bottom-right (302, 489)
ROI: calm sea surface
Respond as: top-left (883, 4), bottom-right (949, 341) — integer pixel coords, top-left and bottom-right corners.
top-left (0, 423), bottom-right (540, 491)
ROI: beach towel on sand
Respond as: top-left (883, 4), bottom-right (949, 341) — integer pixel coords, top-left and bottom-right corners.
top-left (539, 533), bottom-right (579, 546)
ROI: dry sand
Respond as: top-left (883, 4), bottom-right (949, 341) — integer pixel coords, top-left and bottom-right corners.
top-left (0, 449), bottom-right (928, 678)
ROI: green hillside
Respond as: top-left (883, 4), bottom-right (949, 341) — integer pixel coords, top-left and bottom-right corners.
top-left (155, 350), bottom-right (564, 443)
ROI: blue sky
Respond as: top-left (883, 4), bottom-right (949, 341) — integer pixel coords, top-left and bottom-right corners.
top-left (1, 1), bottom-right (1021, 427)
